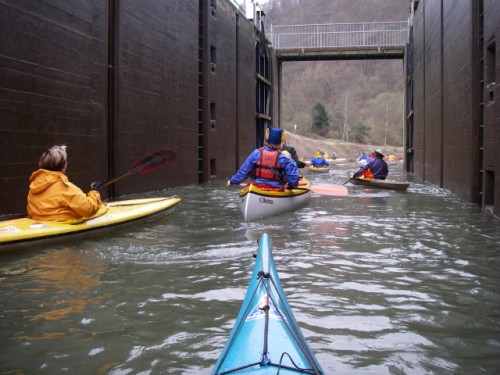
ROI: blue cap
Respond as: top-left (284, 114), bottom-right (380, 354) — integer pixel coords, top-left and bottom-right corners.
top-left (265, 127), bottom-right (284, 145)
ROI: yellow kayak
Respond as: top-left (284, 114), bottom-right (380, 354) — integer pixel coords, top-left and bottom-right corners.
top-left (308, 166), bottom-right (330, 173)
top-left (0, 196), bottom-right (181, 254)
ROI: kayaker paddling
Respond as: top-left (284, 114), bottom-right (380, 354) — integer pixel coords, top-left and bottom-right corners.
top-left (351, 148), bottom-right (389, 180)
top-left (227, 127), bottom-right (309, 221)
top-left (1, 197), bottom-right (181, 253)
top-left (1, 147), bottom-right (180, 253)
top-left (227, 127), bottom-right (300, 190)
top-left (27, 145), bottom-right (102, 222)
top-left (310, 151), bottom-right (329, 168)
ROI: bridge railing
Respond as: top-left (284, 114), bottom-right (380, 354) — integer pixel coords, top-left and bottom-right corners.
top-left (270, 21), bottom-right (409, 50)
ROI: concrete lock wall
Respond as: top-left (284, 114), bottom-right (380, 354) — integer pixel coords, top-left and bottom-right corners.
top-left (482, 0), bottom-right (500, 216)
top-left (0, 0), bottom-right (265, 215)
top-left (409, 0), bottom-right (500, 217)
top-left (2, 0), bottom-right (498, 217)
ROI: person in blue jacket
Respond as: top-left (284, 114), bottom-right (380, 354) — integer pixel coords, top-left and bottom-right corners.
top-left (226, 127), bottom-right (300, 189)
top-left (357, 152), bottom-right (368, 163)
top-left (352, 149), bottom-right (388, 180)
top-left (310, 151), bottom-right (329, 167)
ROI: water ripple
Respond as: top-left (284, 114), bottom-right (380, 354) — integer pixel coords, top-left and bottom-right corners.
top-left (1, 172), bottom-right (500, 374)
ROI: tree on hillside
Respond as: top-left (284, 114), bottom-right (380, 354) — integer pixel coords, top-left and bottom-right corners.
top-left (360, 92), bottom-right (404, 146)
top-left (328, 108), bottom-right (344, 139)
top-left (311, 103), bottom-right (330, 136)
top-left (265, 0), bottom-right (407, 147)
top-left (341, 89), bottom-right (357, 142)
top-left (349, 122), bottom-right (372, 143)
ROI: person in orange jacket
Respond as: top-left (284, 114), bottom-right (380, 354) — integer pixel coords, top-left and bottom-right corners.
top-left (27, 145), bottom-right (102, 221)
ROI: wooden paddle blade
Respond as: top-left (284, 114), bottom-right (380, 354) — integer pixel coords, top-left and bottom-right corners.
top-left (309, 184), bottom-right (348, 196)
top-left (132, 148), bottom-right (176, 174)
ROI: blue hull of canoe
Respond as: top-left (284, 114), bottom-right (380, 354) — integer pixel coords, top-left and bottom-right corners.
top-left (212, 233), bottom-right (324, 374)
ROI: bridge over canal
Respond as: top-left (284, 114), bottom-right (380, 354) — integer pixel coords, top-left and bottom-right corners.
top-left (268, 21), bottom-right (408, 60)
top-left (259, 20), bottom-right (411, 180)
top-left (263, 21), bottom-right (410, 155)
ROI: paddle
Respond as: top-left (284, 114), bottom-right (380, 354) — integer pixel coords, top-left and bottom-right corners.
top-left (342, 177), bottom-right (353, 185)
top-left (295, 184), bottom-right (348, 196)
top-left (342, 172), bottom-right (355, 185)
top-left (91, 148), bottom-right (176, 189)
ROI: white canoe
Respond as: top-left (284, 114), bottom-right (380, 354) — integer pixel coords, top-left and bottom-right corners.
top-left (238, 179), bottom-right (311, 221)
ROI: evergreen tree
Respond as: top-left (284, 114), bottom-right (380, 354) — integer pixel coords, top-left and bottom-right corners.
top-left (311, 103), bottom-right (330, 136)
top-left (265, 0), bottom-right (406, 146)
top-left (349, 122), bottom-right (372, 143)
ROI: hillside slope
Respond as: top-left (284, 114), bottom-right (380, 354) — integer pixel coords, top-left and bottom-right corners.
top-left (264, 0), bottom-right (409, 147)
top-left (286, 132), bottom-right (403, 161)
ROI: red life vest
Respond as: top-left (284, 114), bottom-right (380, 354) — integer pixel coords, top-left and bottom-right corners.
top-left (252, 148), bottom-right (283, 181)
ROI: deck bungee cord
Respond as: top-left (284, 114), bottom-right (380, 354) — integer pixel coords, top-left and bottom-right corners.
top-left (258, 270), bottom-right (323, 375)
top-left (212, 234), bottom-right (324, 375)
top-left (214, 264), bottom-right (323, 375)
top-left (106, 196), bottom-right (180, 207)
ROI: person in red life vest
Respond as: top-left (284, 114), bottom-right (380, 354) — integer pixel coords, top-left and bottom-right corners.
top-left (226, 127), bottom-right (300, 189)
top-left (27, 145), bottom-right (102, 221)
top-left (352, 148), bottom-right (389, 180)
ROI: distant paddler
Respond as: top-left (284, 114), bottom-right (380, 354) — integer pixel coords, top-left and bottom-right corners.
top-left (387, 154), bottom-right (398, 162)
top-left (310, 151), bottom-right (329, 168)
top-left (351, 149), bottom-right (388, 180)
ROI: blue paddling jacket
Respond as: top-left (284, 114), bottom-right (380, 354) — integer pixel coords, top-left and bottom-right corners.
top-left (353, 158), bottom-right (388, 180)
top-left (310, 157), bottom-right (329, 167)
top-left (229, 146), bottom-right (300, 188)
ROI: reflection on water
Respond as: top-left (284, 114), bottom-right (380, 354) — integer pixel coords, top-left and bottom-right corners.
top-left (1, 164), bottom-right (500, 374)
top-left (26, 250), bottom-right (105, 322)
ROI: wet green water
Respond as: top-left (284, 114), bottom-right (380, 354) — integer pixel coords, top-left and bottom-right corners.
top-left (1, 163), bottom-right (499, 374)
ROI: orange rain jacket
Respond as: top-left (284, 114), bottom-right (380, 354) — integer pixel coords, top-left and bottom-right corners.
top-left (27, 169), bottom-right (102, 222)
